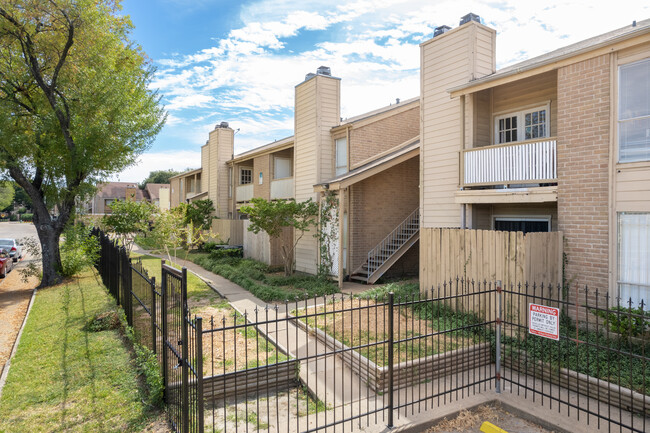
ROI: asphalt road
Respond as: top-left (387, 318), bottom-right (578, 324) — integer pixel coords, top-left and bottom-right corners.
top-left (0, 221), bottom-right (38, 242)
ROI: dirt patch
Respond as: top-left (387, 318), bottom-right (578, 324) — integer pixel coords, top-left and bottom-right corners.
top-left (0, 264), bottom-right (38, 376)
top-left (426, 404), bottom-right (555, 433)
top-left (194, 304), bottom-right (287, 376)
top-left (300, 298), bottom-right (465, 366)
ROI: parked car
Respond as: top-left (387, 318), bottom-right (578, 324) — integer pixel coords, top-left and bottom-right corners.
top-left (0, 239), bottom-right (22, 262)
top-left (0, 248), bottom-right (13, 278)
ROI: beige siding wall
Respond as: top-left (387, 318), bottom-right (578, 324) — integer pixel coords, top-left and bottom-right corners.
top-left (201, 144), bottom-right (210, 194)
top-left (420, 22), bottom-right (496, 230)
top-left (349, 106), bottom-right (420, 167)
top-left (253, 154), bottom-right (271, 200)
top-left (557, 54), bottom-right (611, 293)
top-left (170, 177), bottom-right (180, 208)
top-left (294, 74), bottom-right (341, 274)
top-left (349, 156), bottom-right (419, 272)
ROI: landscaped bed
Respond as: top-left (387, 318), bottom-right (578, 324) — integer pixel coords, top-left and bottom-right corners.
top-left (292, 284), bottom-right (492, 392)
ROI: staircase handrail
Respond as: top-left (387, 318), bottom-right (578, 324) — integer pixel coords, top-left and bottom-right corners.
top-left (366, 208), bottom-right (420, 277)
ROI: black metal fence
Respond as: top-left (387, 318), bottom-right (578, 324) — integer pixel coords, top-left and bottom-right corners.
top-left (93, 229), bottom-right (203, 433)
top-left (93, 231), bottom-right (649, 433)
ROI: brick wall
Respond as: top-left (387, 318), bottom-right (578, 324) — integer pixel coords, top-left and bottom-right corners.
top-left (349, 107), bottom-right (419, 167)
top-left (557, 54), bottom-right (610, 294)
top-left (349, 156), bottom-right (420, 273)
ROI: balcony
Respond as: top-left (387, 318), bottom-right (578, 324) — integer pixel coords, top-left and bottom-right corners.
top-left (236, 184), bottom-right (253, 202)
top-left (270, 177), bottom-right (294, 200)
top-left (462, 138), bottom-right (557, 187)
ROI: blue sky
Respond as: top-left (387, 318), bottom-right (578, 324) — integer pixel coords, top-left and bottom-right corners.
top-left (114, 0), bottom-right (650, 182)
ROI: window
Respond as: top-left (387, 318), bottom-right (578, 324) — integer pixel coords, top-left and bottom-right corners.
top-left (495, 106), bottom-right (549, 144)
top-left (493, 216), bottom-right (551, 234)
top-left (274, 157), bottom-right (291, 179)
top-left (619, 58), bottom-right (650, 163)
top-left (618, 213), bottom-right (650, 306)
top-left (240, 168), bottom-right (252, 185)
top-left (335, 138), bottom-right (347, 176)
top-left (228, 167), bottom-right (232, 197)
top-left (259, 171), bottom-right (263, 185)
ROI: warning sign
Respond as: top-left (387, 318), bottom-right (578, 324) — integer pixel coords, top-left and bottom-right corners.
top-left (528, 303), bottom-right (560, 340)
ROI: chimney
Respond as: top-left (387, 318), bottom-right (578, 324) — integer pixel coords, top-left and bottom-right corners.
top-left (459, 13), bottom-right (481, 26)
top-left (433, 25), bottom-right (451, 37)
top-left (396, 98), bottom-right (400, 104)
top-left (316, 66), bottom-right (331, 76)
top-left (216, 121), bottom-right (229, 128)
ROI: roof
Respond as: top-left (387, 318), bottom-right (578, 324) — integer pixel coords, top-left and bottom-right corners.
top-left (338, 96), bottom-right (419, 127)
top-left (144, 183), bottom-right (170, 200)
top-left (95, 182), bottom-right (145, 200)
top-left (449, 18), bottom-right (650, 96)
top-left (186, 191), bottom-right (208, 201)
top-left (169, 168), bottom-right (202, 180)
top-left (231, 135), bottom-right (294, 163)
top-left (315, 137), bottom-right (420, 191)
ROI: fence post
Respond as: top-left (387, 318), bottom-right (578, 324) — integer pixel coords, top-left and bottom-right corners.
top-left (496, 280), bottom-right (502, 394)
top-left (126, 254), bottom-right (133, 327)
top-left (161, 264), bottom-right (169, 401)
top-left (151, 276), bottom-right (157, 355)
top-left (181, 267), bottom-right (189, 433)
top-left (195, 316), bottom-right (204, 433)
top-left (387, 291), bottom-right (394, 428)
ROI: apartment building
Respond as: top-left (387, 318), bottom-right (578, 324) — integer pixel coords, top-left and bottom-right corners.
top-left (171, 15), bottom-right (650, 302)
top-left (420, 16), bottom-right (650, 304)
top-left (86, 181), bottom-right (170, 214)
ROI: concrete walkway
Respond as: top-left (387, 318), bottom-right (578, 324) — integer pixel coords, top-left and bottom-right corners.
top-left (133, 247), bottom-right (373, 412)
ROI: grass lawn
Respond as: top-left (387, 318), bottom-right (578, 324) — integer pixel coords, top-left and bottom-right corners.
top-left (0, 270), bottom-right (164, 433)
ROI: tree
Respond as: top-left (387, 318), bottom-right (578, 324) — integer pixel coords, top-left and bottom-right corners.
top-left (139, 169), bottom-right (179, 188)
top-left (0, 181), bottom-right (14, 210)
top-left (241, 198), bottom-right (318, 276)
top-left (149, 207), bottom-right (187, 263)
top-left (102, 200), bottom-right (156, 254)
top-left (176, 199), bottom-right (215, 250)
top-left (0, 1), bottom-right (165, 287)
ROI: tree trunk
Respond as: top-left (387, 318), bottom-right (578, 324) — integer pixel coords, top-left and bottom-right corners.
top-left (35, 221), bottom-right (64, 287)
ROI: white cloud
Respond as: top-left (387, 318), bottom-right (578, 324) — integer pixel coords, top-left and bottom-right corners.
top-left (124, 0), bottom-right (650, 180)
top-left (111, 150), bottom-right (202, 183)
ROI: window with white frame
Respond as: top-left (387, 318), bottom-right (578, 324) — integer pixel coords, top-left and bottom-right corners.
top-left (335, 138), bottom-right (347, 176)
top-left (274, 157), bottom-right (291, 179)
top-left (619, 58), bottom-right (650, 163)
top-left (495, 105), bottom-right (549, 144)
top-left (618, 213), bottom-right (650, 307)
top-left (240, 168), bottom-right (252, 185)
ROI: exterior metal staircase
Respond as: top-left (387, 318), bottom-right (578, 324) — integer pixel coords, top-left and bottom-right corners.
top-left (351, 208), bottom-right (420, 284)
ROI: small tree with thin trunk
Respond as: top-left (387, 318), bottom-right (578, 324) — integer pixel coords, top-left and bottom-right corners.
top-left (102, 200), bottom-right (156, 254)
top-left (240, 198), bottom-right (318, 276)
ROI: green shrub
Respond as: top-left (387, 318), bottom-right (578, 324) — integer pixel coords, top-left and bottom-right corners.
top-left (9, 214), bottom-right (17, 221)
top-left (84, 311), bottom-right (121, 332)
top-left (209, 248), bottom-right (243, 260)
top-left (200, 240), bottom-right (228, 252)
top-left (20, 213), bottom-right (33, 222)
top-left (61, 222), bottom-right (100, 277)
top-left (17, 207), bottom-right (26, 214)
top-left (591, 306), bottom-right (650, 338)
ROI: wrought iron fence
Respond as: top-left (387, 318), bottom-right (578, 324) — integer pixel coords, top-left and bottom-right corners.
top-left (92, 228), bottom-right (650, 433)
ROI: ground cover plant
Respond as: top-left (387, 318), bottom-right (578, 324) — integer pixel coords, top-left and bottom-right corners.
top-left (188, 253), bottom-right (339, 302)
top-left (0, 270), bottom-right (164, 432)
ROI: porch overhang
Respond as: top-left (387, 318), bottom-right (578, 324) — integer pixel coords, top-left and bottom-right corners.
top-left (186, 191), bottom-right (208, 202)
top-left (454, 185), bottom-right (558, 204)
top-left (314, 138), bottom-right (420, 192)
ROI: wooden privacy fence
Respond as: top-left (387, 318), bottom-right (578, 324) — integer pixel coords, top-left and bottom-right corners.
top-left (420, 228), bottom-right (563, 322)
top-left (242, 220), bottom-right (293, 267)
top-left (210, 219), bottom-right (244, 245)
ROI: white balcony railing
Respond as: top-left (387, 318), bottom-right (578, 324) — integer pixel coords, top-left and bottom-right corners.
top-left (270, 177), bottom-right (294, 200)
top-left (462, 139), bottom-right (557, 186)
top-left (236, 184), bottom-right (253, 202)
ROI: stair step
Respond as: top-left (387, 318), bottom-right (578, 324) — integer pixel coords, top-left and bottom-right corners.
top-left (350, 275), bottom-right (369, 283)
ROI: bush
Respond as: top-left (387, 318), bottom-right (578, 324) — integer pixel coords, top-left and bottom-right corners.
top-left (20, 213), bottom-right (33, 222)
top-left (209, 247), bottom-right (243, 260)
top-left (200, 240), bottom-right (228, 253)
top-left (17, 207), bottom-right (26, 214)
top-left (61, 222), bottom-right (100, 277)
top-left (9, 214), bottom-right (18, 221)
